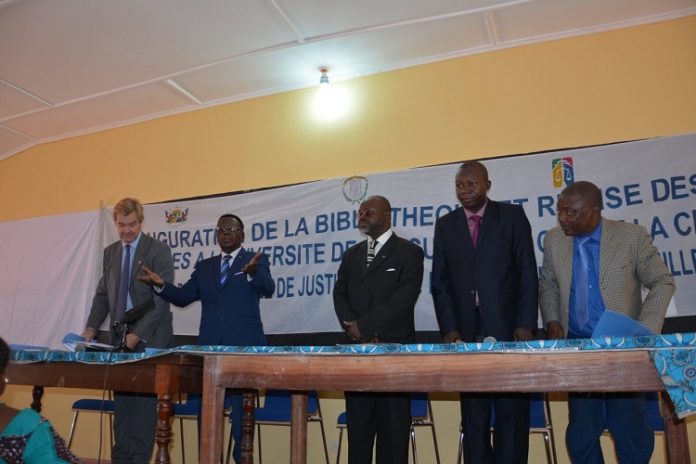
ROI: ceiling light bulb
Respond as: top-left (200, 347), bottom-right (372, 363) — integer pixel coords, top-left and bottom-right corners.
top-left (319, 68), bottom-right (329, 86)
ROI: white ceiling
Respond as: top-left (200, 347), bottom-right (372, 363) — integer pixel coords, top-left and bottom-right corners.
top-left (1, 0), bottom-right (694, 161)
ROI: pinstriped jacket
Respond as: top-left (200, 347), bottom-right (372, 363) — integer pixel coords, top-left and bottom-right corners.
top-left (539, 218), bottom-right (675, 335)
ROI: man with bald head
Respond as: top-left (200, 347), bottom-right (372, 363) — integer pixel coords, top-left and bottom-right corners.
top-left (333, 195), bottom-right (424, 464)
top-left (540, 180), bottom-right (674, 463)
top-left (432, 160), bottom-right (538, 464)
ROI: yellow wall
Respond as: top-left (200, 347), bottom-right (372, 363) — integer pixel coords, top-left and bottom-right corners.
top-left (0, 16), bottom-right (694, 222)
top-left (3, 16), bottom-right (696, 463)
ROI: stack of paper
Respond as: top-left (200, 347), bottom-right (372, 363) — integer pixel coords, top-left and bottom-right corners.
top-left (62, 332), bottom-right (115, 352)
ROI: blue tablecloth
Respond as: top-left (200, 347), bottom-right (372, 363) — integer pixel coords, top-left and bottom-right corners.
top-left (11, 333), bottom-right (696, 417)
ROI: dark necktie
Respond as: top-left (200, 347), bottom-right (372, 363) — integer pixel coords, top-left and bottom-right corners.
top-left (115, 244), bottom-right (131, 323)
top-left (366, 240), bottom-right (376, 267)
top-left (469, 215), bottom-right (481, 246)
top-left (574, 237), bottom-right (591, 329)
top-left (220, 255), bottom-right (231, 286)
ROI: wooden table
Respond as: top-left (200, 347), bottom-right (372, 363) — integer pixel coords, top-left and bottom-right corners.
top-left (6, 353), bottom-right (203, 464)
top-left (199, 349), bottom-right (690, 464)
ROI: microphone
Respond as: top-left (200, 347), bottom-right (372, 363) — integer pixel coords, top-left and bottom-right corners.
top-left (113, 298), bottom-right (155, 327)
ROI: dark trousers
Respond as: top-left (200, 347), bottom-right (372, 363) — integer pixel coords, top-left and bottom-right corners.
top-left (460, 392), bottom-right (530, 464)
top-left (345, 391), bottom-right (411, 464)
top-left (227, 392), bottom-right (244, 464)
top-left (112, 392), bottom-right (157, 464)
top-left (567, 392), bottom-right (653, 464)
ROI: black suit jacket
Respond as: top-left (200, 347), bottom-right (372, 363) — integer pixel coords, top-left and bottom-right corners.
top-left (431, 200), bottom-right (538, 342)
top-left (333, 233), bottom-right (424, 343)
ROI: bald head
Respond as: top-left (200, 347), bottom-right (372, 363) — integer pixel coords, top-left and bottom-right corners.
top-left (457, 161), bottom-right (489, 181)
top-left (560, 181), bottom-right (602, 209)
top-left (556, 181), bottom-right (602, 236)
top-left (455, 160), bottom-right (491, 213)
top-left (357, 195), bottom-right (392, 240)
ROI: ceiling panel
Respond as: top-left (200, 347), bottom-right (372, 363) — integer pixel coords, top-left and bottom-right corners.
top-left (494, 0), bottom-right (696, 43)
top-left (3, 81), bottom-right (194, 139)
top-left (178, 12), bottom-right (491, 103)
top-left (0, 0), bottom-right (693, 161)
top-left (0, 0), bottom-right (297, 103)
top-left (296, 13), bottom-right (491, 77)
top-left (174, 48), bottom-right (319, 103)
top-left (276, 0), bottom-right (504, 37)
top-left (0, 81), bottom-right (48, 119)
top-left (0, 125), bottom-right (32, 158)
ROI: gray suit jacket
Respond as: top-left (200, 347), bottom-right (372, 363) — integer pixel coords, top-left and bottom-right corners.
top-left (539, 218), bottom-right (675, 334)
top-left (87, 233), bottom-right (175, 347)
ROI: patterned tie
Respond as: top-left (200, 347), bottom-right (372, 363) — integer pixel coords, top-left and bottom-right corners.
top-left (115, 244), bottom-right (131, 323)
top-left (366, 240), bottom-right (377, 267)
top-left (220, 255), bottom-right (231, 286)
top-left (574, 236), bottom-right (591, 329)
top-left (469, 215), bottom-right (481, 246)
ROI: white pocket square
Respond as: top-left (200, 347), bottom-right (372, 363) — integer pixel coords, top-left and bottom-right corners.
top-left (386, 268), bottom-right (396, 272)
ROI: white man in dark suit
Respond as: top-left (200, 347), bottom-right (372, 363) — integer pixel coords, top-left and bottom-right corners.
top-left (333, 195), bottom-right (424, 464)
top-left (540, 180), bottom-right (675, 463)
top-left (82, 197), bottom-right (174, 464)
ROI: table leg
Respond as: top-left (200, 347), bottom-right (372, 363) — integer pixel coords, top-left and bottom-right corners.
top-left (31, 385), bottom-right (44, 412)
top-left (240, 392), bottom-right (256, 464)
top-left (201, 357), bottom-right (225, 464)
top-left (154, 393), bottom-right (173, 464)
top-left (290, 392), bottom-right (308, 464)
top-left (660, 393), bottom-right (691, 463)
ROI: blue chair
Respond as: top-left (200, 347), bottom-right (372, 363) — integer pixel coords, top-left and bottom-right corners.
top-left (66, 396), bottom-right (114, 450)
top-left (457, 393), bottom-right (558, 464)
top-left (336, 393), bottom-right (440, 464)
top-left (171, 395), bottom-right (201, 464)
top-left (173, 394), bottom-right (237, 464)
top-left (230, 390), bottom-right (329, 464)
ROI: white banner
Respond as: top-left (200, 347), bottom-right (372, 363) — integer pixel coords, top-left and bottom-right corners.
top-left (0, 210), bottom-right (105, 348)
top-left (142, 134), bottom-right (696, 335)
top-left (1, 134), bottom-right (692, 346)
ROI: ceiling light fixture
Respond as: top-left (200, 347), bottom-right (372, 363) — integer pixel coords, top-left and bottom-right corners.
top-left (312, 67), bottom-right (350, 122)
top-left (319, 68), bottom-right (329, 86)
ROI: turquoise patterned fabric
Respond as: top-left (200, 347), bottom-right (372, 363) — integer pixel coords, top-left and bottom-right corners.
top-left (10, 333), bottom-right (696, 417)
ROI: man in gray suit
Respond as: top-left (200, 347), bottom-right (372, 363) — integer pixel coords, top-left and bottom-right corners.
top-left (539, 181), bottom-right (674, 463)
top-left (82, 197), bottom-right (174, 464)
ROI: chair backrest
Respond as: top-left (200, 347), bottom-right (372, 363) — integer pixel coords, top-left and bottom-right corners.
top-left (256, 390), bottom-right (320, 423)
top-left (529, 393), bottom-right (549, 430)
top-left (410, 393), bottom-right (429, 420)
top-left (72, 398), bottom-right (115, 412)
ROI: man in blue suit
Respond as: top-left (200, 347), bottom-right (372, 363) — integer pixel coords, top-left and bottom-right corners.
top-left (139, 213), bottom-right (275, 463)
top-left (431, 161), bottom-right (538, 464)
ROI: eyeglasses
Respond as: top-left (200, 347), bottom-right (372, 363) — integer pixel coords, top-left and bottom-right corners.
top-left (216, 226), bottom-right (242, 233)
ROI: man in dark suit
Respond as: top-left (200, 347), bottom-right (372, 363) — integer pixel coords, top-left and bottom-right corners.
top-left (139, 213), bottom-right (274, 463)
top-left (431, 161), bottom-right (538, 464)
top-left (333, 195), bottom-right (424, 464)
top-left (83, 197), bottom-right (175, 464)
